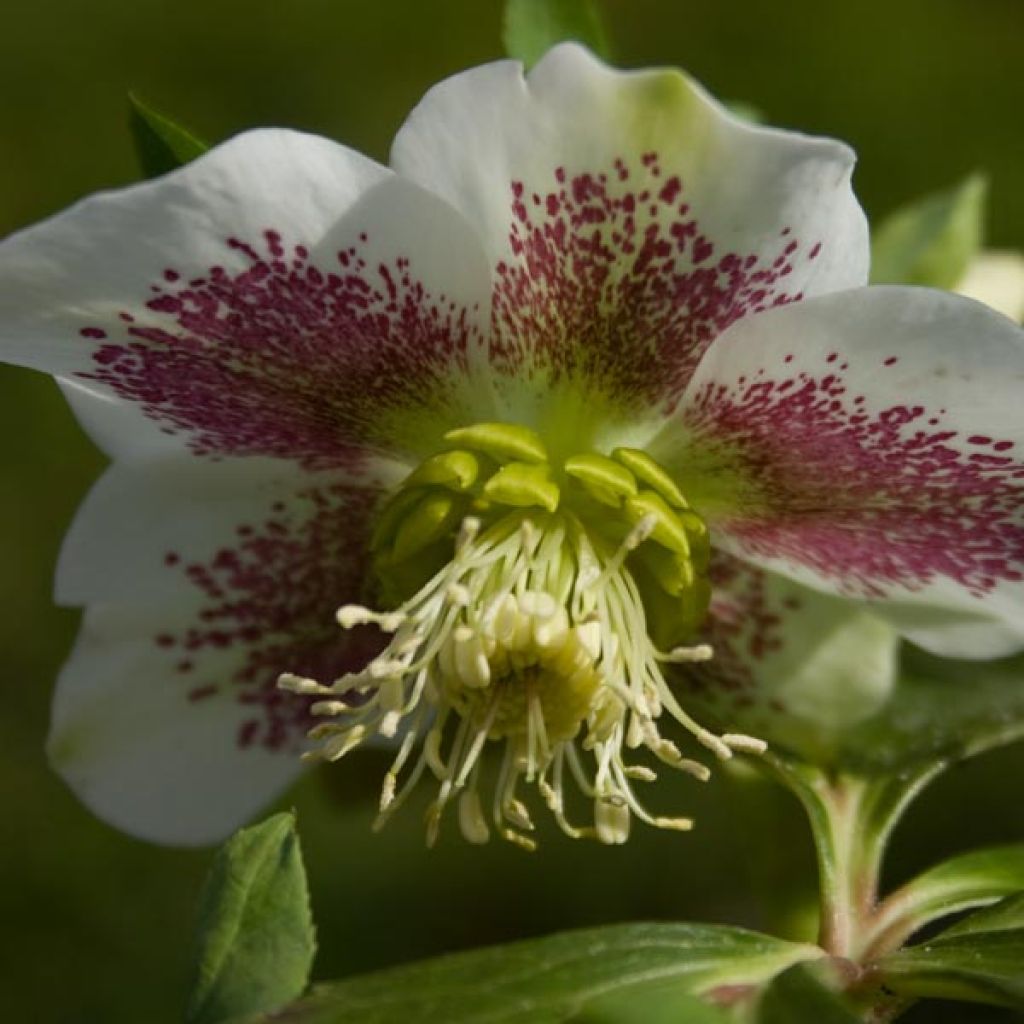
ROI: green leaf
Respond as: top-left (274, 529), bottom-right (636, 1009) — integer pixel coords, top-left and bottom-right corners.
top-left (869, 893), bottom-right (1024, 1009)
top-left (866, 844), bottom-right (1024, 955)
top-left (502, 0), bottom-right (611, 69)
top-left (129, 92), bottom-right (208, 178)
top-left (870, 175), bottom-right (987, 289)
top-left (938, 890), bottom-right (1024, 939)
top-left (229, 922), bottom-right (820, 1023)
top-left (185, 812), bottom-right (316, 1024)
top-left (571, 984), bottom-right (733, 1023)
top-left (834, 645), bottom-right (1024, 774)
top-left (757, 964), bottom-right (862, 1023)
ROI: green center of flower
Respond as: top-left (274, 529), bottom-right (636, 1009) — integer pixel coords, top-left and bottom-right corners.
top-left (279, 422), bottom-right (764, 849)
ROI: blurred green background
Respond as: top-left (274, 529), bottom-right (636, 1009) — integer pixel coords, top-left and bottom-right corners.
top-left (1, 1), bottom-right (1022, 1021)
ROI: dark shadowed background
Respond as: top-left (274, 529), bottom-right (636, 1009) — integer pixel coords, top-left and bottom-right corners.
top-left (1, 1), bottom-right (1022, 1021)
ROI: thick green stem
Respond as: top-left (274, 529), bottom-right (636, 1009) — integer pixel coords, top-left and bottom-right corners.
top-left (759, 754), bottom-right (946, 960)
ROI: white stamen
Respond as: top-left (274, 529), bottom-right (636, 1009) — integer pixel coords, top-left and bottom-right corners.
top-left (723, 733), bottom-right (770, 755)
top-left (283, 505), bottom-right (763, 850)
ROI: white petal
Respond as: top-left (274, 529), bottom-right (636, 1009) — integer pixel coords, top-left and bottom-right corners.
top-left (49, 601), bottom-right (305, 845)
top-left (2, 129), bottom-right (495, 465)
top-left (50, 455), bottom-right (397, 842)
top-left (662, 286), bottom-right (1024, 657)
top-left (392, 44), bottom-right (867, 412)
top-left (55, 454), bottom-right (401, 606)
top-left (689, 555), bottom-right (899, 757)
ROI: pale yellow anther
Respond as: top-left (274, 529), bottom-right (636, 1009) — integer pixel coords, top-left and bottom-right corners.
top-left (653, 816), bottom-right (695, 832)
top-left (723, 734), bottom-right (770, 755)
top-left (369, 658), bottom-right (409, 679)
top-left (576, 621), bottom-right (602, 660)
top-left (663, 643), bottom-right (714, 663)
top-left (322, 725), bottom-right (367, 761)
top-left (458, 789), bottom-right (490, 844)
top-left (310, 699), bottom-right (352, 716)
top-left (380, 773), bottom-right (397, 813)
top-left (679, 760), bottom-right (713, 782)
top-left (456, 516), bottom-right (481, 552)
top-left (454, 628), bottom-right (491, 689)
top-left (504, 799), bottom-right (535, 831)
top-left (533, 605), bottom-right (569, 649)
top-left (379, 711), bottom-right (402, 738)
top-left (518, 589), bottom-right (557, 620)
top-left (595, 800), bottom-right (631, 845)
top-left (501, 828), bottom-right (538, 853)
top-left (491, 593), bottom-right (522, 647)
top-left (696, 731), bottom-right (734, 761)
top-left (277, 672), bottom-right (330, 695)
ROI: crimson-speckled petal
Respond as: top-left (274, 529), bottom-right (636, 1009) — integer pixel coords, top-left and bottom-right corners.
top-left (655, 286), bottom-right (1024, 657)
top-left (49, 456), bottom-right (392, 842)
top-left (393, 43), bottom-right (867, 422)
top-left (1, 129), bottom-right (495, 469)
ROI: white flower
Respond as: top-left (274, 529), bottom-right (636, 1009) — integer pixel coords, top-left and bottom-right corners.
top-left (1, 46), bottom-right (1022, 846)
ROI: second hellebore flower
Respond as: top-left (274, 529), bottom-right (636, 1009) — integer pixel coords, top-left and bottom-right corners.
top-left (2, 46), bottom-right (1023, 847)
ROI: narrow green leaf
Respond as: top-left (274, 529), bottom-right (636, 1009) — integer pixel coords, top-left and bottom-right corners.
top-left (868, 844), bottom-right (1024, 954)
top-left (572, 984), bottom-right (733, 1023)
top-left (229, 922), bottom-right (820, 1023)
top-left (870, 894), bottom-right (1024, 1010)
top-left (870, 175), bottom-right (987, 289)
top-left (129, 92), bottom-right (208, 179)
top-left (502, 0), bottom-right (611, 69)
top-left (186, 812), bottom-right (316, 1024)
top-left (757, 964), bottom-right (862, 1023)
top-left (938, 890), bottom-right (1024, 939)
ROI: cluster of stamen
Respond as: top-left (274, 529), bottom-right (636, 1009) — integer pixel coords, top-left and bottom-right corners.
top-left (279, 423), bottom-right (765, 848)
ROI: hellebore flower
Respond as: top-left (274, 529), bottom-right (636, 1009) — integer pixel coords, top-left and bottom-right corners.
top-left (2, 45), bottom-right (1023, 847)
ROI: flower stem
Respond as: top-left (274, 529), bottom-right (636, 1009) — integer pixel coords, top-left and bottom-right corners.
top-left (759, 753), bottom-right (946, 960)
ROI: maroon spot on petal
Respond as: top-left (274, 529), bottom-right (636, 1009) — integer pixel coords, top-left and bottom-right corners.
top-left (76, 230), bottom-right (478, 468)
top-left (883, 356), bottom-right (898, 367)
top-left (80, 327), bottom-right (107, 339)
top-left (156, 483), bottom-right (387, 752)
top-left (683, 358), bottom-right (1024, 599)
top-left (491, 154), bottom-right (815, 410)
